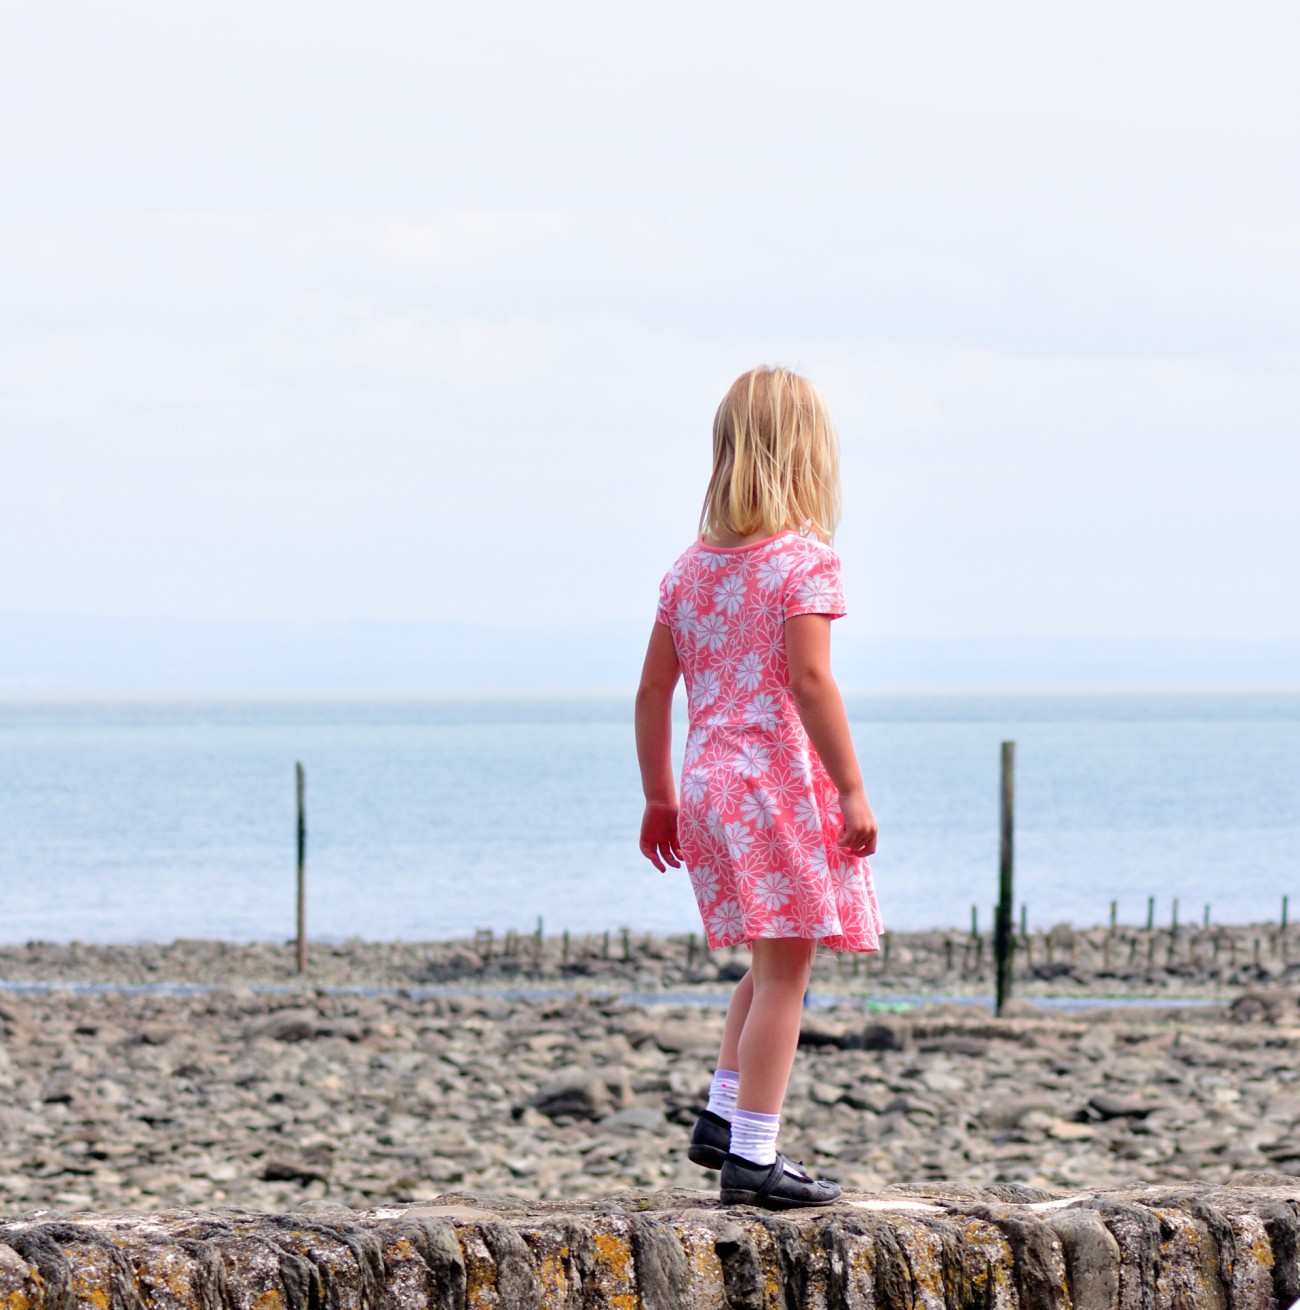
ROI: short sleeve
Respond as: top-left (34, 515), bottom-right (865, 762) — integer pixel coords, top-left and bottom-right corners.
top-left (781, 545), bottom-right (847, 621)
top-left (655, 570), bottom-right (676, 628)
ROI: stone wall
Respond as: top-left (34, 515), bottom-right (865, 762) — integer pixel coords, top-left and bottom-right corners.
top-left (2, 1182), bottom-right (1299, 1310)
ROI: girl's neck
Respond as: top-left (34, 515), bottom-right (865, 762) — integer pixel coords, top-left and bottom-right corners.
top-left (702, 527), bottom-right (794, 549)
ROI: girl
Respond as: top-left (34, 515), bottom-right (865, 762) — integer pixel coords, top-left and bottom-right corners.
top-left (635, 365), bottom-right (882, 1210)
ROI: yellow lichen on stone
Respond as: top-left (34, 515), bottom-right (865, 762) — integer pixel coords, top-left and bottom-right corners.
top-left (893, 1218), bottom-right (948, 1310)
top-left (70, 1271), bottom-right (111, 1309)
top-left (1226, 1211), bottom-right (1276, 1310)
top-left (251, 1288), bottom-right (284, 1310)
top-left (960, 1218), bottom-right (1017, 1310)
top-left (590, 1224), bottom-right (638, 1310)
top-left (458, 1229), bottom-right (501, 1310)
top-left (674, 1223), bottom-right (728, 1310)
top-left (518, 1226), bottom-right (574, 1310)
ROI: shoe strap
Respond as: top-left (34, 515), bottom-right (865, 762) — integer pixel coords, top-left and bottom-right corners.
top-left (754, 1155), bottom-right (790, 1201)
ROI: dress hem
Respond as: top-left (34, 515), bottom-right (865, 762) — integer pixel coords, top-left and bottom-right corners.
top-left (703, 929), bottom-right (881, 954)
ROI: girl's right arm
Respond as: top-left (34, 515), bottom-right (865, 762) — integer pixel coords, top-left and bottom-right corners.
top-left (785, 614), bottom-right (878, 856)
top-left (634, 622), bottom-right (683, 871)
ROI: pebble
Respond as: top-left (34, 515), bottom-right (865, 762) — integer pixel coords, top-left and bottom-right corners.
top-left (0, 939), bottom-right (1299, 1214)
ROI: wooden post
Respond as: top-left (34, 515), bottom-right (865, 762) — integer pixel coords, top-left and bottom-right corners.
top-left (1171, 898), bottom-right (1179, 938)
top-left (1146, 897), bottom-right (1155, 932)
top-left (621, 927), bottom-right (631, 962)
top-left (1203, 904), bottom-right (1210, 929)
top-left (533, 916), bottom-right (544, 972)
top-left (295, 762), bottom-right (307, 975)
top-left (970, 905), bottom-right (978, 937)
top-left (995, 741), bottom-right (1015, 1016)
top-left (1109, 900), bottom-right (1117, 934)
top-left (1020, 904), bottom-right (1027, 938)
top-left (1283, 895), bottom-right (1290, 933)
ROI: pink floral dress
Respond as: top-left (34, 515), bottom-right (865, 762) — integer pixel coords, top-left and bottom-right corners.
top-left (656, 532), bottom-right (883, 952)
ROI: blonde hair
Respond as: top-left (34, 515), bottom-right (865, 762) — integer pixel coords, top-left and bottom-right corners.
top-left (699, 366), bottom-right (842, 545)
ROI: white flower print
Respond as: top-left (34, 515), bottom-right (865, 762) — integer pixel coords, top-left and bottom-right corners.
top-left (763, 915), bottom-right (799, 937)
top-left (746, 692), bottom-right (780, 731)
top-left (708, 899), bottom-right (747, 941)
top-left (740, 788), bottom-right (779, 828)
top-left (828, 863), bottom-right (859, 898)
top-left (756, 552), bottom-right (792, 589)
top-left (793, 795), bottom-right (822, 830)
top-left (683, 768), bottom-right (709, 804)
top-left (712, 770), bottom-right (744, 813)
top-left (734, 844), bottom-right (771, 884)
top-left (721, 821), bottom-right (753, 862)
top-left (752, 872), bottom-right (793, 910)
top-left (678, 808), bottom-right (710, 848)
top-left (698, 613), bottom-right (729, 650)
top-left (763, 764), bottom-right (803, 808)
top-left (796, 572), bottom-right (838, 612)
top-left (755, 587), bottom-right (785, 622)
top-left (733, 741), bottom-right (771, 778)
top-left (716, 683), bottom-right (746, 720)
top-left (706, 808), bottom-right (727, 843)
top-left (660, 537), bottom-right (881, 953)
top-left (713, 573), bottom-right (747, 615)
top-left (763, 627), bottom-right (787, 665)
top-left (753, 826), bottom-right (787, 865)
top-left (682, 569), bottom-right (713, 608)
top-left (794, 897), bottom-right (838, 936)
top-left (694, 668), bottom-right (721, 706)
top-left (689, 864), bottom-right (722, 902)
top-left (784, 824), bottom-right (820, 859)
top-left (735, 651), bottom-right (764, 691)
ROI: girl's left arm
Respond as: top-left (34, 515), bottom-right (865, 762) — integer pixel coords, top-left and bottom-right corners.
top-left (635, 622), bottom-right (683, 871)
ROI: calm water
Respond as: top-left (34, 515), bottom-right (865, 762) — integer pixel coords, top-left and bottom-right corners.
top-left (1, 694), bottom-right (1297, 944)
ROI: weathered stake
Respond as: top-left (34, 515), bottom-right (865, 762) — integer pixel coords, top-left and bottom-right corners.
top-left (995, 740), bottom-right (1015, 1017)
top-left (295, 762), bottom-right (307, 975)
top-left (1146, 897), bottom-right (1155, 932)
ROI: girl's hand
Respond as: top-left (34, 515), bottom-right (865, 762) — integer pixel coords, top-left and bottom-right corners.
top-left (640, 802), bottom-right (682, 871)
top-left (837, 787), bottom-right (878, 857)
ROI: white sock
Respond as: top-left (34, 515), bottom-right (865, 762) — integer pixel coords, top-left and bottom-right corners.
top-left (730, 1108), bottom-right (780, 1166)
top-left (706, 1068), bottom-right (739, 1122)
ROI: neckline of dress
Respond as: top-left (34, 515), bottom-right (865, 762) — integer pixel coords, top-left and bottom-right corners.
top-left (696, 531), bottom-right (796, 554)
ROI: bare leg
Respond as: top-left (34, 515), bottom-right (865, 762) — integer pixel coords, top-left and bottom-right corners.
top-left (736, 938), bottom-right (816, 1115)
top-left (717, 969), bottom-right (753, 1072)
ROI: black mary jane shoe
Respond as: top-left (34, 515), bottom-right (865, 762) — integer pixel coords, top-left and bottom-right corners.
top-left (687, 1110), bottom-right (731, 1169)
top-left (719, 1152), bottom-right (842, 1210)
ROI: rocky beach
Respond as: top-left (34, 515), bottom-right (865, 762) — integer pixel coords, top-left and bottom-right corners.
top-left (2, 930), bottom-right (1300, 1218)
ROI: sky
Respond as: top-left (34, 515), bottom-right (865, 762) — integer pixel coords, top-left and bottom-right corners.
top-left (2, 2), bottom-right (1298, 690)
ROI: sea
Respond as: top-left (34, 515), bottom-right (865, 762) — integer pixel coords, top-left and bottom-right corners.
top-left (1, 693), bottom-right (1298, 945)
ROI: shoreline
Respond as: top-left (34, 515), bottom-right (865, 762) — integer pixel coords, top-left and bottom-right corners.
top-left (1, 925), bottom-right (1297, 1000)
top-left (2, 968), bottom-right (1299, 1215)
